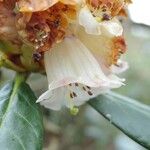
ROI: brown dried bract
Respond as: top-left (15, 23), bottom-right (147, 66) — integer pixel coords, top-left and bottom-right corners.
top-left (0, 2), bottom-right (21, 46)
top-left (2, 0), bottom-right (16, 9)
top-left (17, 0), bottom-right (77, 12)
top-left (16, 2), bottom-right (77, 54)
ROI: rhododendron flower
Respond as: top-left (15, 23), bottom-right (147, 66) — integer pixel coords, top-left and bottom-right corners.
top-left (0, 0), bottom-right (130, 110)
top-left (36, 0), bottom-right (130, 110)
top-left (37, 34), bottom-right (126, 110)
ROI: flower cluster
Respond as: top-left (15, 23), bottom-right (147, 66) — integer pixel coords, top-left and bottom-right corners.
top-left (0, 0), bottom-right (131, 110)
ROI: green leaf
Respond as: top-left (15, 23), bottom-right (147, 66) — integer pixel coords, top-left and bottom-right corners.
top-left (89, 92), bottom-right (150, 149)
top-left (0, 73), bottom-right (43, 150)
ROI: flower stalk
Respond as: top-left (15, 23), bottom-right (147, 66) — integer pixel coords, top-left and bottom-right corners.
top-left (14, 72), bottom-right (29, 88)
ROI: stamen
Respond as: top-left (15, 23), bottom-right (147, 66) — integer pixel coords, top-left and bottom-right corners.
top-left (72, 92), bottom-right (77, 97)
top-left (102, 13), bottom-right (111, 21)
top-left (87, 91), bottom-right (93, 96)
top-left (86, 86), bottom-right (91, 90)
top-left (70, 92), bottom-right (73, 99)
top-left (82, 85), bottom-right (93, 96)
top-left (69, 83), bottom-right (93, 100)
top-left (75, 83), bottom-right (79, 86)
top-left (33, 52), bottom-right (42, 62)
top-left (83, 86), bottom-right (87, 91)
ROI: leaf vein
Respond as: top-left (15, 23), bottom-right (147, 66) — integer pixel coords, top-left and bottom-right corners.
top-left (20, 93), bottom-right (38, 112)
top-left (15, 111), bottom-right (38, 138)
top-left (6, 128), bottom-right (26, 150)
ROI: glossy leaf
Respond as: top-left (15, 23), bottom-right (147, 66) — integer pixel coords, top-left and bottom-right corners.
top-left (89, 92), bottom-right (150, 149)
top-left (0, 74), bottom-right (43, 150)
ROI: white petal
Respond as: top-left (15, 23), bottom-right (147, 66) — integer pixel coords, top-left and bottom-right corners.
top-left (44, 36), bottom-right (114, 90)
top-left (79, 6), bottom-right (123, 36)
top-left (41, 82), bottom-right (108, 111)
top-left (76, 27), bottom-right (126, 84)
top-left (79, 6), bottom-right (101, 35)
top-left (37, 89), bottom-right (63, 110)
top-left (76, 27), bottom-right (125, 67)
top-left (39, 83), bottom-right (111, 110)
top-left (37, 36), bottom-right (123, 110)
top-left (101, 18), bottom-right (123, 37)
top-left (110, 60), bottom-right (129, 74)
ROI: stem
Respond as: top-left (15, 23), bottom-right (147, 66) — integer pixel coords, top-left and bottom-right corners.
top-left (14, 72), bottom-right (29, 90)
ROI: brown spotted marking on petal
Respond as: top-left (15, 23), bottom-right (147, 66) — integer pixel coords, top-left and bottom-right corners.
top-left (118, 8), bottom-right (128, 17)
top-left (111, 36), bottom-right (126, 65)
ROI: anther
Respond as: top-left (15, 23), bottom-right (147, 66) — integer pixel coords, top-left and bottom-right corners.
top-left (69, 83), bottom-right (72, 86)
top-left (75, 83), bottom-right (79, 86)
top-left (86, 86), bottom-right (91, 90)
top-left (87, 91), bottom-right (93, 96)
top-left (33, 52), bottom-right (42, 62)
top-left (72, 92), bottom-right (77, 97)
top-left (102, 13), bottom-right (111, 21)
top-left (70, 93), bottom-right (73, 98)
top-left (83, 86), bottom-right (87, 91)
